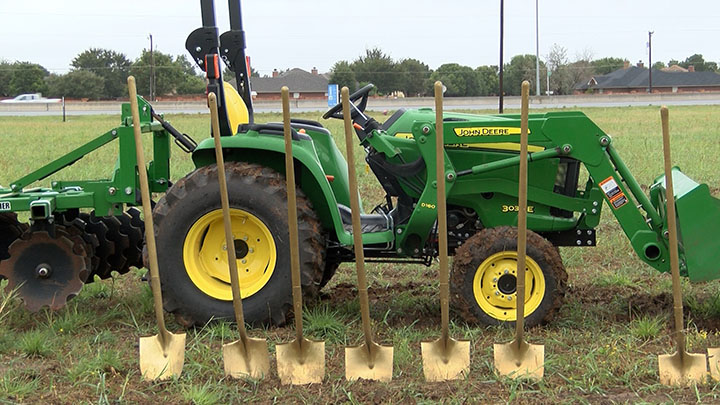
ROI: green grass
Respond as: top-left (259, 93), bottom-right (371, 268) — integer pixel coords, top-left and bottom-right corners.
top-left (629, 315), bottom-right (665, 341)
top-left (17, 329), bottom-right (54, 358)
top-left (1, 105), bottom-right (720, 403)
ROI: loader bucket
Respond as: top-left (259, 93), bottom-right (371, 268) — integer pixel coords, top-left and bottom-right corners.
top-left (651, 168), bottom-right (720, 282)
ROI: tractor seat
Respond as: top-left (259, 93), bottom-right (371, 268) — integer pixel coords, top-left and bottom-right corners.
top-left (337, 204), bottom-right (393, 234)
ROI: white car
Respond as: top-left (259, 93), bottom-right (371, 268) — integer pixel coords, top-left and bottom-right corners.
top-left (1, 93), bottom-right (61, 103)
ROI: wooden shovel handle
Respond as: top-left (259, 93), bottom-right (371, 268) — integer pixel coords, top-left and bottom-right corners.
top-left (341, 87), bottom-right (375, 351)
top-left (208, 92), bottom-right (249, 340)
top-left (127, 76), bottom-right (169, 343)
top-left (281, 87), bottom-right (305, 342)
top-left (515, 81), bottom-right (530, 346)
top-left (660, 106), bottom-right (686, 354)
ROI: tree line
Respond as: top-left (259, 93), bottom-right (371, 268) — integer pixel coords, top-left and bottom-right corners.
top-left (1, 45), bottom-right (717, 100)
top-left (331, 46), bottom-right (720, 97)
top-left (0, 48), bottom-right (204, 100)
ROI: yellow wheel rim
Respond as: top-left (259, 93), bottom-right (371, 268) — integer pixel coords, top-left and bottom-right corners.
top-left (472, 251), bottom-right (546, 322)
top-left (183, 208), bottom-right (276, 300)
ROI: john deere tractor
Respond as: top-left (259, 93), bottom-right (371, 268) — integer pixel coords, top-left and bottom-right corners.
top-left (2, 0), bottom-right (719, 329)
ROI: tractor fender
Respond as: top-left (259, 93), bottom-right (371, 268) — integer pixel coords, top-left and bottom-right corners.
top-left (190, 134), bottom-right (353, 244)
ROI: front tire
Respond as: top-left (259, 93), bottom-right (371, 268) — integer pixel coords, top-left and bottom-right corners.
top-left (152, 162), bottom-right (325, 327)
top-left (451, 226), bottom-right (567, 327)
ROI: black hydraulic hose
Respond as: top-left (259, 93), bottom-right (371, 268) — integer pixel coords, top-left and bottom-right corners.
top-left (151, 110), bottom-right (198, 153)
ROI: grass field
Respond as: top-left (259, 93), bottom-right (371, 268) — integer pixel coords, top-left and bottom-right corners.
top-left (1, 104), bottom-right (720, 404)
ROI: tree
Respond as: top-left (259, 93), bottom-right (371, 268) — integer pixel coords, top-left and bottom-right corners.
top-left (9, 62), bottom-right (48, 96)
top-left (352, 48), bottom-right (397, 94)
top-left (0, 60), bottom-right (12, 97)
top-left (476, 65), bottom-right (498, 96)
top-left (71, 48), bottom-right (131, 99)
top-left (591, 57), bottom-right (626, 75)
top-left (396, 58), bottom-right (430, 97)
top-left (546, 44), bottom-right (572, 95)
top-left (652, 61), bottom-right (666, 70)
top-left (503, 55), bottom-right (546, 96)
top-left (429, 63), bottom-right (479, 97)
top-left (329, 60), bottom-right (357, 93)
top-left (46, 70), bottom-right (105, 99)
top-left (544, 44), bottom-right (593, 95)
top-left (130, 51), bottom-right (202, 97)
top-left (679, 54), bottom-right (717, 72)
top-left (567, 60), bottom-right (594, 94)
top-left (177, 75), bottom-right (205, 95)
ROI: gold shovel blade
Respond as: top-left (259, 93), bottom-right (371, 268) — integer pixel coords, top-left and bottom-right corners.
top-left (345, 342), bottom-right (394, 382)
top-left (223, 337), bottom-right (270, 379)
top-left (276, 337), bottom-right (325, 385)
top-left (139, 332), bottom-right (186, 381)
top-left (658, 351), bottom-right (707, 386)
top-left (421, 337), bottom-right (470, 381)
top-left (493, 341), bottom-right (544, 380)
top-left (708, 348), bottom-right (720, 381)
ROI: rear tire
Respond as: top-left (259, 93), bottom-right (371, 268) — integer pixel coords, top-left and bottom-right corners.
top-left (152, 162), bottom-right (325, 327)
top-left (451, 226), bottom-right (567, 327)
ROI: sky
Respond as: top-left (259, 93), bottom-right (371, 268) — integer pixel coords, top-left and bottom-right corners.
top-left (1, 0), bottom-right (719, 76)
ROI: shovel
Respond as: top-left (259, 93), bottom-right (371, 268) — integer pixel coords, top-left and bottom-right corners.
top-left (657, 106), bottom-right (707, 386)
top-left (421, 81), bottom-right (470, 382)
top-left (206, 93), bottom-right (270, 379)
top-left (275, 86), bottom-right (325, 385)
top-left (340, 86), bottom-right (394, 382)
top-left (493, 81), bottom-right (544, 381)
top-left (129, 76), bottom-right (186, 381)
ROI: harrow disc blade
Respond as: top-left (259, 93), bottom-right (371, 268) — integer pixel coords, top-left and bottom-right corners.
top-left (0, 230), bottom-right (88, 312)
top-left (0, 212), bottom-right (26, 280)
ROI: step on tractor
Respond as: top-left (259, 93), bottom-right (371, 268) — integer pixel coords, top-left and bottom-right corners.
top-left (2, 0), bottom-right (720, 328)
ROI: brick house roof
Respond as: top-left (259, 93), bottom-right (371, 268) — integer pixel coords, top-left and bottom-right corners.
top-left (244, 68), bottom-right (328, 94)
top-left (576, 66), bottom-right (720, 91)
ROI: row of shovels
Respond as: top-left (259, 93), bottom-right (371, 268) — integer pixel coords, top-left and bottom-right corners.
top-left (128, 75), bottom-right (715, 385)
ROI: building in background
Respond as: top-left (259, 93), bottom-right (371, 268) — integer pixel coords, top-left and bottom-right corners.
top-left (229, 68), bottom-right (329, 100)
top-left (575, 61), bottom-right (720, 94)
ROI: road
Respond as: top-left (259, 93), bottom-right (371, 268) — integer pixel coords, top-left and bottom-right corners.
top-left (1, 93), bottom-right (719, 117)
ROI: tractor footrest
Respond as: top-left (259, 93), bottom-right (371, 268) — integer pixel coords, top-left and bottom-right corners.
top-left (337, 204), bottom-right (392, 234)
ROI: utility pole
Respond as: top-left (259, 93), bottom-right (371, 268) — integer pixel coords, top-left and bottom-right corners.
top-left (149, 34), bottom-right (155, 101)
top-left (535, 0), bottom-right (540, 96)
top-left (499, 0), bottom-right (504, 113)
top-left (648, 31), bottom-right (654, 93)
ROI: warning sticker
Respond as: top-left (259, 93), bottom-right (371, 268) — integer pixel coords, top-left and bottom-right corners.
top-left (599, 177), bottom-right (622, 199)
top-left (610, 194), bottom-right (628, 209)
top-left (599, 176), bottom-right (628, 210)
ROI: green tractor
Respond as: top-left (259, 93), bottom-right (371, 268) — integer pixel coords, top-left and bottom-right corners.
top-left (2, 0), bottom-right (720, 329)
top-left (150, 1), bottom-right (720, 327)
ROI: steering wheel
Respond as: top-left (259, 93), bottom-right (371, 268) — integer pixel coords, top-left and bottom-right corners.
top-left (322, 83), bottom-right (374, 120)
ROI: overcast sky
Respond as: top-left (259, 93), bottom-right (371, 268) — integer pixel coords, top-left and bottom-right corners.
top-left (2, 0), bottom-right (719, 76)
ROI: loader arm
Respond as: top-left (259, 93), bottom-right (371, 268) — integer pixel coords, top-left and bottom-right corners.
top-left (373, 108), bottom-right (715, 277)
